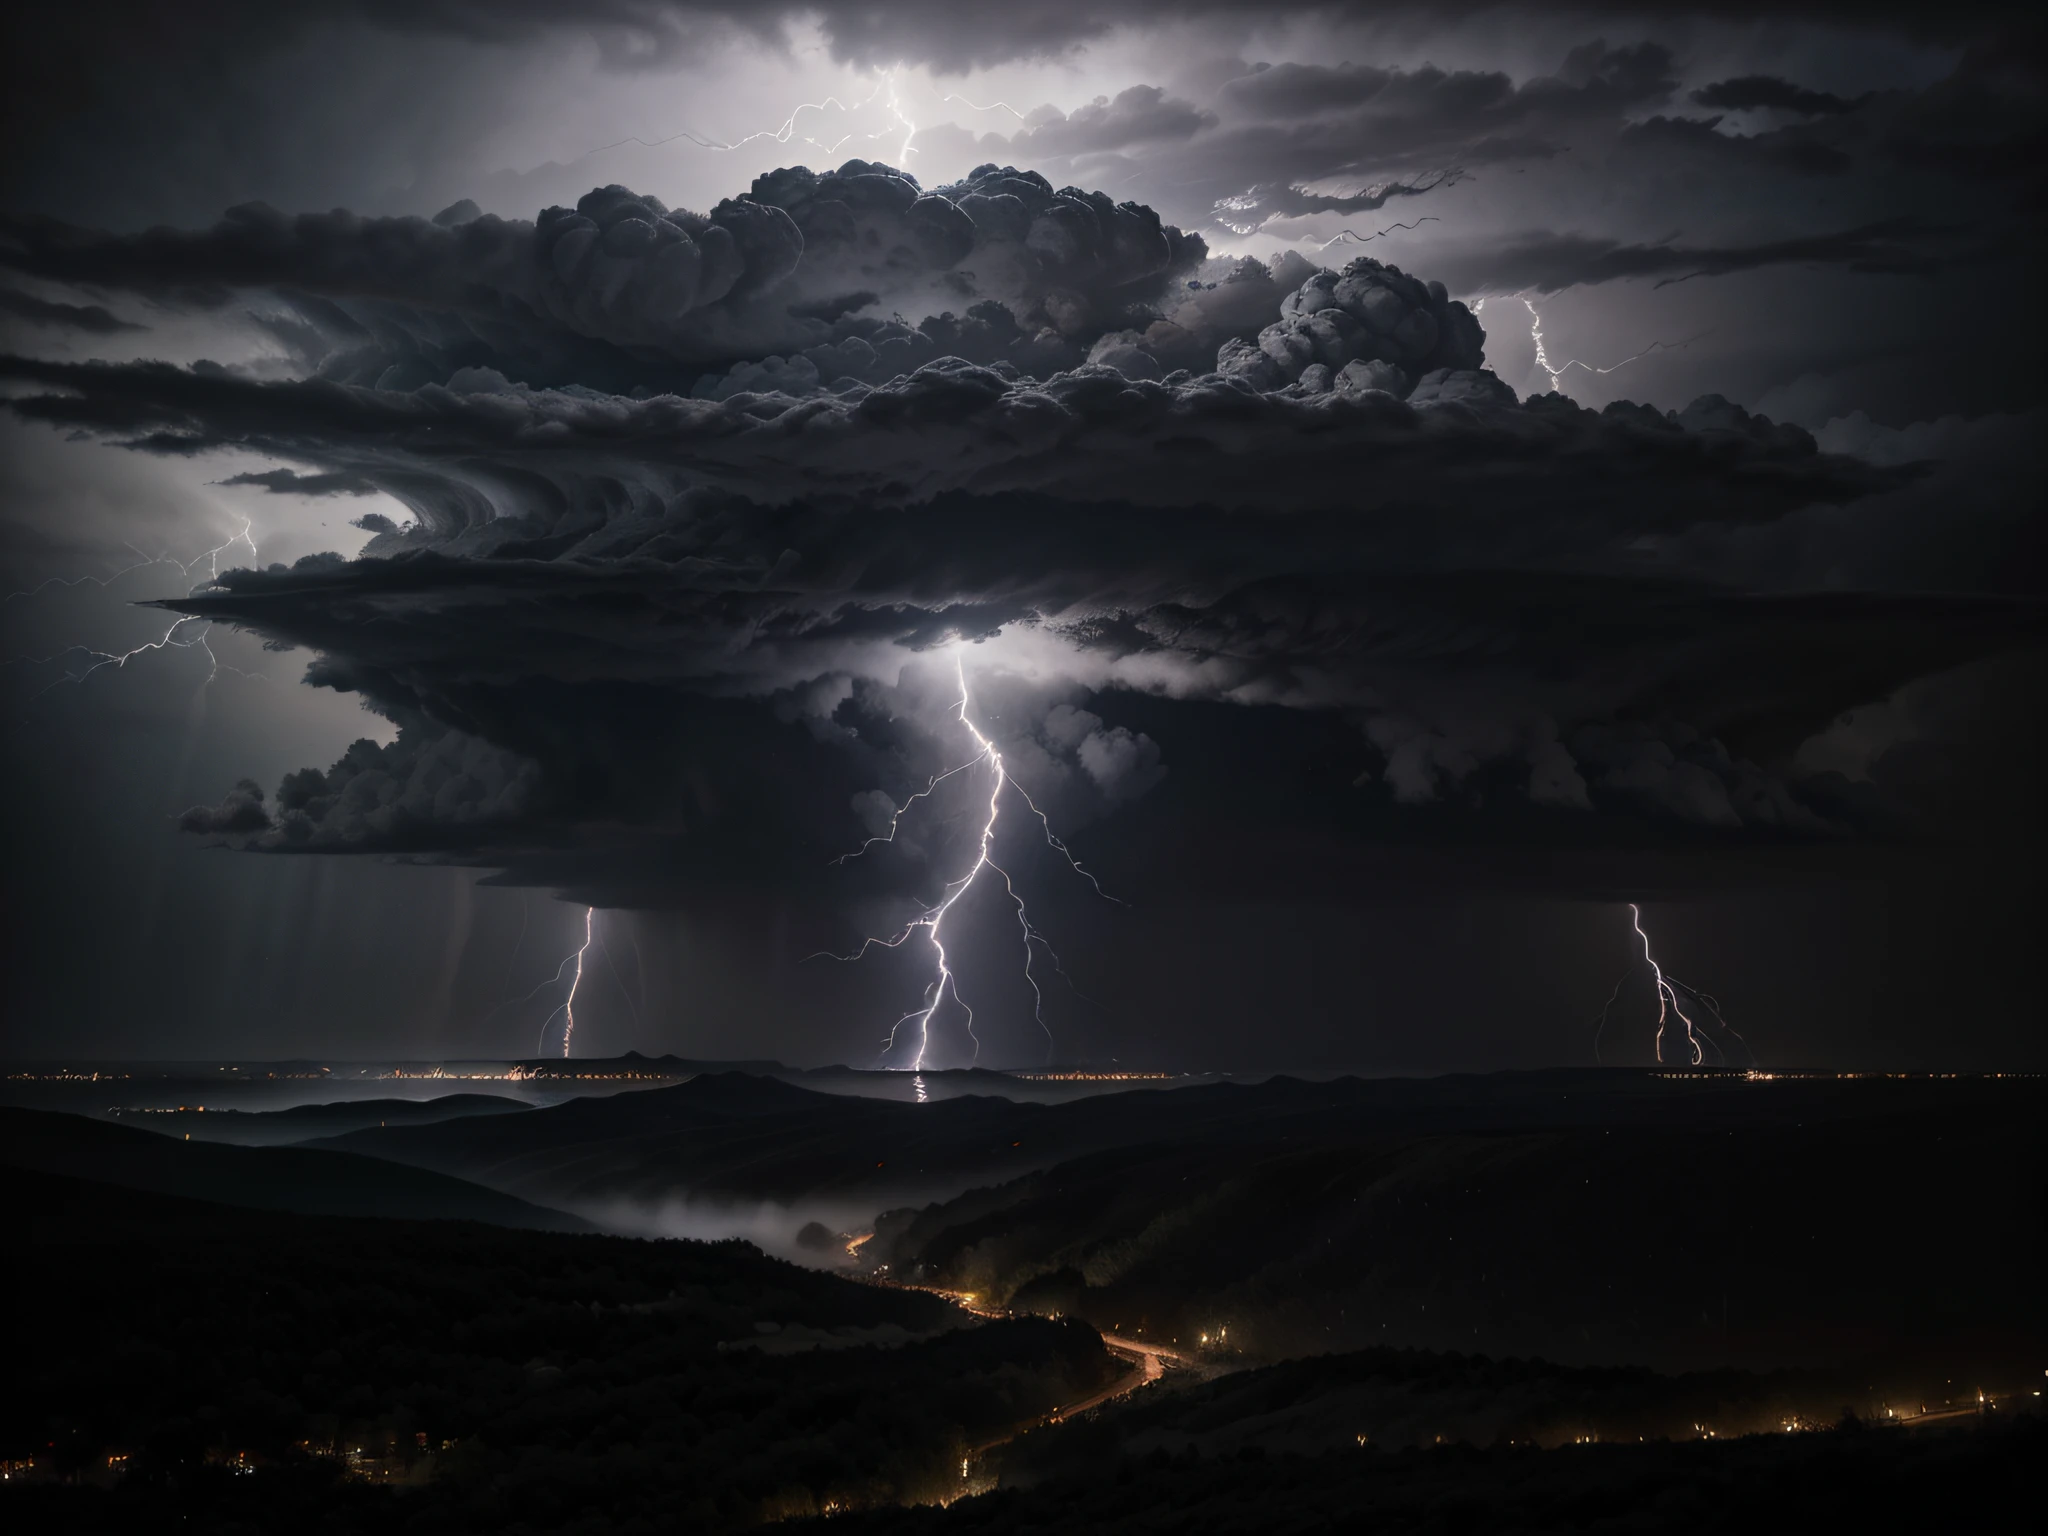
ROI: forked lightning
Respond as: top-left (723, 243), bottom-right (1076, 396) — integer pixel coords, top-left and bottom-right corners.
top-left (1593, 903), bottom-right (1755, 1066)
top-left (821, 649), bottom-right (1120, 1070)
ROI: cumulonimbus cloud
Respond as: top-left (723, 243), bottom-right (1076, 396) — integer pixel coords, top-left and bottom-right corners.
top-left (2, 161), bottom-right (2033, 912)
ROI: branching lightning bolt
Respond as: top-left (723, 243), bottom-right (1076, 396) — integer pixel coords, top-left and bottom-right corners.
top-left (1475, 297), bottom-right (1710, 397)
top-left (176, 517), bottom-right (261, 583)
top-left (1592, 904), bottom-right (1755, 1067)
top-left (19, 614), bottom-right (221, 699)
top-left (578, 80), bottom-right (882, 161)
top-left (6, 519), bottom-right (266, 698)
top-left (818, 649), bottom-right (1121, 1070)
top-left (537, 906), bottom-right (595, 1058)
top-left (5, 548), bottom-right (182, 607)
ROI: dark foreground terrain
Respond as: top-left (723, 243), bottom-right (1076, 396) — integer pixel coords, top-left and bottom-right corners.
top-left (7, 1172), bottom-right (1114, 1528)
top-left (4, 1070), bottom-right (2039, 1532)
top-left (316, 1067), bottom-right (2044, 1372)
top-left (821, 1416), bottom-right (2041, 1535)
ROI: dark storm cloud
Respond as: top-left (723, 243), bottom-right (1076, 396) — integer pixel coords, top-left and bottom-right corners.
top-left (1870, 40), bottom-right (2048, 180)
top-left (1218, 41), bottom-right (1675, 131)
top-left (788, 1), bottom-right (2037, 70)
top-left (1691, 76), bottom-right (1868, 116)
top-left (0, 287), bottom-right (145, 334)
top-left (177, 778), bottom-right (271, 835)
top-left (217, 467), bottom-right (380, 496)
top-left (286, 2), bottom-right (2048, 71)
top-left (1099, 40), bottom-right (1682, 224)
top-left (0, 344), bottom-right (1889, 537)
top-left (1146, 38), bottom-right (2042, 313)
top-left (1616, 116), bottom-right (1853, 177)
top-left (2, 160), bottom-right (2035, 912)
top-left (137, 552), bottom-right (2035, 888)
top-left (7, 338), bottom-right (1971, 880)
top-left (1428, 217), bottom-right (1967, 295)
top-left (10, 2), bottom-right (2016, 107)
top-left (929, 34), bottom-right (2037, 305)
top-left (1210, 173), bottom-right (1458, 230)
top-left (993, 86), bottom-right (1216, 160)
top-left (0, 166), bottom-right (1210, 390)
top-left (0, 193), bottom-right (808, 366)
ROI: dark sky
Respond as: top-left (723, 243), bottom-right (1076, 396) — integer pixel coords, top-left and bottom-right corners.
top-left (1, 1), bottom-right (2040, 1070)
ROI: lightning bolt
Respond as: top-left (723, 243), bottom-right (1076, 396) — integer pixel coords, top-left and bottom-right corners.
top-left (537, 906), bottom-right (595, 1058)
top-left (941, 92), bottom-right (1027, 120)
top-left (1313, 217), bottom-right (1440, 250)
top-left (1475, 297), bottom-right (1710, 397)
top-left (19, 615), bottom-right (224, 698)
top-left (6, 519), bottom-right (256, 607)
top-left (176, 517), bottom-right (261, 583)
top-left (1593, 904), bottom-right (1756, 1067)
top-left (819, 648), bottom-right (1120, 1070)
top-left (6, 519), bottom-right (265, 698)
top-left (4, 548), bottom-right (183, 607)
top-left (882, 67), bottom-right (917, 163)
top-left (576, 79), bottom-right (883, 161)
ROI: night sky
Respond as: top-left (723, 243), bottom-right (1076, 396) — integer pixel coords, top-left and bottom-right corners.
top-left (1, 1), bottom-right (2039, 1070)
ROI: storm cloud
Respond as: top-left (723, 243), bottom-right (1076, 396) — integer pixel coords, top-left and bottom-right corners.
top-left (5, 153), bottom-right (2033, 928)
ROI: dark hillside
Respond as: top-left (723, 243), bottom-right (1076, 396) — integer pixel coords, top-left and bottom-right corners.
top-left (7, 1173), bottom-right (1119, 1529)
top-left (813, 1415), bottom-right (2041, 1536)
top-left (877, 1086), bottom-right (2044, 1373)
top-left (111, 1092), bottom-right (530, 1145)
top-left (0, 1107), bottom-right (589, 1231)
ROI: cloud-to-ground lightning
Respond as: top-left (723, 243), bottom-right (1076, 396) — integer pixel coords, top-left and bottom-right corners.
top-left (534, 906), bottom-right (595, 1057)
top-left (1475, 297), bottom-right (1710, 396)
top-left (820, 649), bottom-right (1120, 1071)
top-left (1592, 903), bottom-right (1755, 1067)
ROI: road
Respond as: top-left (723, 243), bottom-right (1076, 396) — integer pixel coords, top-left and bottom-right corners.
top-left (1043, 1331), bottom-right (1178, 1422)
top-left (879, 1279), bottom-right (1189, 1455)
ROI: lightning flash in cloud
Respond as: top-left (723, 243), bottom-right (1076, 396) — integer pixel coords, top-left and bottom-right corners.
top-left (580, 66), bottom-right (917, 167)
top-left (941, 92), bottom-right (1027, 120)
top-left (1475, 298), bottom-right (1709, 396)
top-left (1313, 217), bottom-right (1441, 250)
top-left (1593, 903), bottom-right (1755, 1067)
top-left (821, 648), bottom-right (1119, 1071)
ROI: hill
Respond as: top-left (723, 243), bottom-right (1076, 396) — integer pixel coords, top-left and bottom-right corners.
top-left (313, 1069), bottom-right (2046, 1368)
top-left (876, 1092), bottom-right (2044, 1374)
top-left (107, 1092), bottom-right (530, 1145)
top-left (0, 1106), bottom-right (591, 1232)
